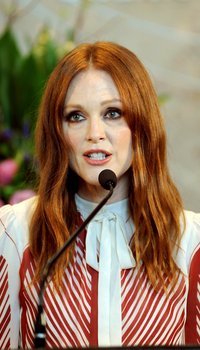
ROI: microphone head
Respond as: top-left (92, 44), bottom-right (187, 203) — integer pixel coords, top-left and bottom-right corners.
top-left (98, 169), bottom-right (117, 190)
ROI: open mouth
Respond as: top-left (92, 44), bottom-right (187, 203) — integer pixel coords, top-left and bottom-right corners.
top-left (86, 152), bottom-right (108, 160)
top-left (83, 150), bottom-right (111, 161)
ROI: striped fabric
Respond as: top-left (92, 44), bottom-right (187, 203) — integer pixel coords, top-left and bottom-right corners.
top-left (0, 256), bottom-right (11, 349)
top-left (0, 197), bottom-right (199, 348)
top-left (121, 265), bottom-right (186, 345)
top-left (18, 232), bottom-right (188, 348)
top-left (185, 246), bottom-right (200, 344)
top-left (19, 233), bottom-right (96, 348)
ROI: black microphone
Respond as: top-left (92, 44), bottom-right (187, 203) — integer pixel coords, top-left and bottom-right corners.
top-left (34, 169), bottom-right (117, 348)
top-left (98, 168), bottom-right (117, 190)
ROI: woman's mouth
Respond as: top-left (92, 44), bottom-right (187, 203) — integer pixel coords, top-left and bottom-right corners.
top-left (83, 150), bottom-right (111, 165)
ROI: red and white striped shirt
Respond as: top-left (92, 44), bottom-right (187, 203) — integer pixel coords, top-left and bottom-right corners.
top-left (0, 196), bottom-right (199, 348)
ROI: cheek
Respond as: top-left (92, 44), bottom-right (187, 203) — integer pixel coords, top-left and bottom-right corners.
top-left (63, 129), bottom-right (81, 155)
top-left (119, 130), bottom-right (133, 167)
top-left (62, 125), bottom-right (81, 168)
top-left (117, 128), bottom-right (132, 152)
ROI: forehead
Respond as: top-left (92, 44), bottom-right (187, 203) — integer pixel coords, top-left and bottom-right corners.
top-left (65, 68), bottom-right (120, 103)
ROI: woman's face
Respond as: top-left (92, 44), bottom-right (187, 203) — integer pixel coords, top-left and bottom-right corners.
top-left (63, 68), bottom-right (133, 201)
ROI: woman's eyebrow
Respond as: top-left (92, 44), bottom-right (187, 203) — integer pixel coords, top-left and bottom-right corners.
top-left (64, 99), bottom-right (122, 112)
top-left (64, 104), bottom-right (83, 111)
top-left (100, 98), bottom-right (122, 106)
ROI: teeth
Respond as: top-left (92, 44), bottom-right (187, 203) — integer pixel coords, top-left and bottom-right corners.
top-left (88, 152), bottom-right (107, 160)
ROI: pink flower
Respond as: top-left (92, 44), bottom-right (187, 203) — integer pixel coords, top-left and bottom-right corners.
top-left (0, 159), bottom-right (19, 186)
top-left (9, 189), bottom-right (35, 205)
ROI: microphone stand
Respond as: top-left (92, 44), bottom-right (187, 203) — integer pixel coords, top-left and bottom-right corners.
top-left (34, 183), bottom-right (114, 348)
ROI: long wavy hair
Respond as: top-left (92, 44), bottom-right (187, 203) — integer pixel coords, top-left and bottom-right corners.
top-left (30, 41), bottom-right (185, 289)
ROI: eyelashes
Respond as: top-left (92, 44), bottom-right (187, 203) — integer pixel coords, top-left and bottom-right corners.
top-left (64, 107), bottom-right (123, 123)
top-left (64, 111), bottom-right (85, 123)
top-left (105, 107), bottom-right (122, 119)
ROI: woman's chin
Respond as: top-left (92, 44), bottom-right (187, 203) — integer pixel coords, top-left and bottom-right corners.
top-left (79, 178), bottom-right (103, 190)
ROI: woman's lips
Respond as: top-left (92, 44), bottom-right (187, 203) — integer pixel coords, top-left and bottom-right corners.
top-left (83, 150), bottom-right (112, 165)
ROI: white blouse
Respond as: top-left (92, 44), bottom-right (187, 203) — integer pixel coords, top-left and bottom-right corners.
top-left (0, 196), bottom-right (200, 348)
top-left (75, 194), bottom-right (135, 346)
top-left (75, 194), bottom-right (200, 346)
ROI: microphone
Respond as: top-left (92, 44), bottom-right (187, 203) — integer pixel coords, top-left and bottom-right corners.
top-left (98, 168), bottom-right (117, 190)
top-left (34, 169), bottom-right (117, 348)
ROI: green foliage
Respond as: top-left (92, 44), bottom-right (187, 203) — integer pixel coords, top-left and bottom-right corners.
top-left (0, 27), bottom-right (67, 203)
top-left (0, 27), bottom-right (59, 130)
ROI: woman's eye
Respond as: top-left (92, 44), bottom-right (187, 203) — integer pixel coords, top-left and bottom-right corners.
top-left (65, 112), bottom-right (85, 123)
top-left (105, 108), bottom-right (122, 119)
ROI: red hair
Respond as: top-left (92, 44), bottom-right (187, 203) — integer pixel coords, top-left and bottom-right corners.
top-left (30, 42), bottom-right (184, 288)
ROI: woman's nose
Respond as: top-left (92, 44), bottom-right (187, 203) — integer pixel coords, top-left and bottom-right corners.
top-left (86, 118), bottom-right (106, 143)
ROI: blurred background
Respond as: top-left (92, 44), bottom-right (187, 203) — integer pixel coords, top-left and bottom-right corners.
top-left (0, 0), bottom-right (199, 211)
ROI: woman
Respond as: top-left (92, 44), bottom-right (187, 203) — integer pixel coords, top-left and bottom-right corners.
top-left (0, 41), bottom-right (199, 348)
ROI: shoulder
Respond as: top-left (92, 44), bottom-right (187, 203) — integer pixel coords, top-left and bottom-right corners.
top-left (0, 196), bottom-right (37, 248)
top-left (184, 211), bottom-right (200, 343)
top-left (176, 210), bottom-right (200, 273)
top-left (181, 211), bottom-right (200, 268)
top-left (183, 210), bottom-right (200, 246)
top-left (0, 196), bottom-right (37, 227)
